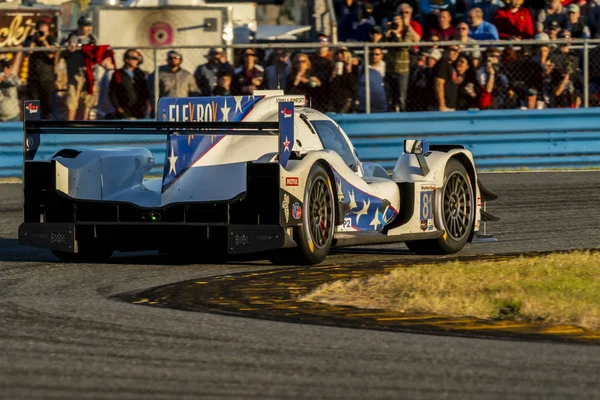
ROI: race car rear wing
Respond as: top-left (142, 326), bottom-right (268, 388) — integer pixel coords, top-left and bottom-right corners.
top-left (22, 100), bottom-right (296, 167)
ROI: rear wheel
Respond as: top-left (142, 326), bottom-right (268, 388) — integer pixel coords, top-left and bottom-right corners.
top-left (269, 163), bottom-right (334, 265)
top-left (406, 159), bottom-right (474, 255)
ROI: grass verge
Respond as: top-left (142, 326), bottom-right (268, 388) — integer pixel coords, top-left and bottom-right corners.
top-left (301, 251), bottom-right (600, 330)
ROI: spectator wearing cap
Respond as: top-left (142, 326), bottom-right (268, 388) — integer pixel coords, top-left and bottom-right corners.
top-left (310, 35), bottom-right (333, 112)
top-left (108, 49), bottom-right (150, 119)
top-left (148, 50), bottom-right (200, 103)
top-left (455, 22), bottom-right (481, 67)
top-left (232, 49), bottom-right (265, 95)
top-left (61, 15), bottom-right (98, 121)
top-left (24, 20), bottom-right (57, 120)
top-left (407, 49), bottom-right (441, 111)
top-left (427, 10), bottom-right (457, 40)
top-left (536, 0), bottom-right (566, 33)
top-left (466, 0), bottom-right (504, 23)
top-left (354, 2), bottom-right (377, 41)
top-left (194, 47), bottom-right (227, 96)
top-left (468, 8), bottom-right (500, 40)
top-left (546, 20), bottom-right (562, 46)
top-left (549, 30), bottom-right (580, 73)
top-left (562, 4), bottom-right (591, 38)
top-left (384, 16), bottom-right (417, 112)
top-left (357, 47), bottom-right (387, 113)
top-left (0, 59), bottom-right (22, 122)
top-left (397, 3), bottom-right (423, 41)
top-left (369, 26), bottom-right (383, 42)
top-left (434, 45), bottom-right (461, 112)
top-left (494, 0), bottom-right (534, 39)
top-left (265, 49), bottom-right (290, 90)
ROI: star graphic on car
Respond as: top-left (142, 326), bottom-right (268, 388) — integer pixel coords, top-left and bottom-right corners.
top-left (283, 136), bottom-right (291, 152)
top-left (353, 198), bottom-right (370, 224)
top-left (168, 146), bottom-right (178, 175)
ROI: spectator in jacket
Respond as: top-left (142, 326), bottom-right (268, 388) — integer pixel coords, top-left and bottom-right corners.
top-left (563, 4), bottom-right (591, 38)
top-left (494, 0), bottom-right (534, 39)
top-left (265, 48), bottom-right (290, 90)
top-left (61, 15), bottom-right (98, 121)
top-left (0, 59), bottom-right (22, 122)
top-left (232, 49), bottom-right (265, 95)
top-left (408, 49), bottom-right (441, 111)
top-left (109, 49), bottom-right (150, 119)
top-left (194, 47), bottom-right (227, 96)
top-left (310, 35), bottom-right (334, 112)
top-left (468, 8), bottom-right (500, 40)
top-left (477, 47), bottom-right (509, 109)
top-left (455, 54), bottom-right (479, 110)
top-left (536, 0), bottom-right (566, 33)
top-left (24, 20), bottom-right (57, 120)
top-left (148, 50), bottom-right (200, 103)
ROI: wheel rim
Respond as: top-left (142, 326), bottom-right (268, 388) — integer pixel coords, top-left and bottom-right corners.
top-left (308, 176), bottom-right (333, 250)
top-left (443, 171), bottom-right (472, 241)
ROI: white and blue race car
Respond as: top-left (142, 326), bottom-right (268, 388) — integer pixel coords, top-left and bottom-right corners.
top-left (19, 91), bottom-right (498, 264)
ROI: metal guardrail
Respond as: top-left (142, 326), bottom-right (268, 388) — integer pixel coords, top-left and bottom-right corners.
top-left (2, 108), bottom-right (600, 178)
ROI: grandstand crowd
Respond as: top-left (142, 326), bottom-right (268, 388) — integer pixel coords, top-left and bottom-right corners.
top-left (3, 0), bottom-right (600, 121)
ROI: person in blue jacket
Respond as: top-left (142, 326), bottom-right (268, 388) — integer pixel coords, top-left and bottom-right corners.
top-left (467, 7), bottom-right (500, 40)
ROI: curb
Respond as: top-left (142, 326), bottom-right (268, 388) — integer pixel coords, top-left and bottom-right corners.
top-left (115, 250), bottom-right (600, 345)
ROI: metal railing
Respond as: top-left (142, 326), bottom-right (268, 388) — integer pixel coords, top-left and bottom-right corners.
top-left (2, 38), bottom-right (600, 117)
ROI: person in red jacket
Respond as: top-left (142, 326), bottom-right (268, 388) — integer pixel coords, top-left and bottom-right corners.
top-left (493, 0), bottom-right (534, 39)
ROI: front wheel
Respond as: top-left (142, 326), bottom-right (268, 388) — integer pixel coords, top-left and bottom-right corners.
top-left (269, 163), bottom-right (335, 265)
top-left (406, 159), bottom-right (475, 255)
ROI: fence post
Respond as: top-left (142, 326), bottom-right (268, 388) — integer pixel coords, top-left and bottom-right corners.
top-left (584, 41), bottom-right (589, 108)
top-left (153, 47), bottom-right (159, 112)
top-left (364, 44), bottom-right (370, 114)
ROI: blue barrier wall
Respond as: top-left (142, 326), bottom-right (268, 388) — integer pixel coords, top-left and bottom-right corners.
top-left (2, 108), bottom-right (600, 178)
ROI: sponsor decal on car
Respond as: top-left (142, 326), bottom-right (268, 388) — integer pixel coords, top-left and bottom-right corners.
top-left (292, 202), bottom-right (302, 219)
top-left (420, 219), bottom-right (428, 231)
top-left (282, 193), bottom-right (290, 223)
top-left (477, 197), bottom-right (482, 207)
top-left (276, 97), bottom-right (306, 106)
top-left (286, 177), bottom-right (299, 186)
top-left (420, 191), bottom-right (433, 220)
top-left (428, 219), bottom-right (434, 231)
top-left (420, 184), bottom-right (436, 191)
top-left (281, 108), bottom-right (293, 118)
top-left (25, 103), bottom-right (39, 114)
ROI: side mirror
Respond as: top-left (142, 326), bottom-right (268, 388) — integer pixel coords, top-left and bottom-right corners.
top-left (404, 140), bottom-right (430, 155)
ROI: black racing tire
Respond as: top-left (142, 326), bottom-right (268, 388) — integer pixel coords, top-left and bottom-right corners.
top-left (269, 163), bottom-right (335, 266)
top-left (406, 159), bottom-right (475, 255)
top-left (51, 245), bottom-right (113, 263)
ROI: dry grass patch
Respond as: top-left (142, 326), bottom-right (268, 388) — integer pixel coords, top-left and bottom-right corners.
top-left (301, 252), bottom-right (600, 330)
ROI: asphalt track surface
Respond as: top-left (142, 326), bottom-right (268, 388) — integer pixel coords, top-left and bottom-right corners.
top-left (1, 172), bottom-right (600, 399)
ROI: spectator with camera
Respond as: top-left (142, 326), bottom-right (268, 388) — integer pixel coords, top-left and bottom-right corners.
top-left (0, 59), bottom-right (22, 122)
top-left (384, 15), bottom-right (417, 112)
top-left (24, 20), bottom-right (57, 120)
top-left (477, 48), bottom-right (509, 109)
top-left (108, 49), bottom-right (150, 119)
top-left (61, 16), bottom-right (98, 121)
